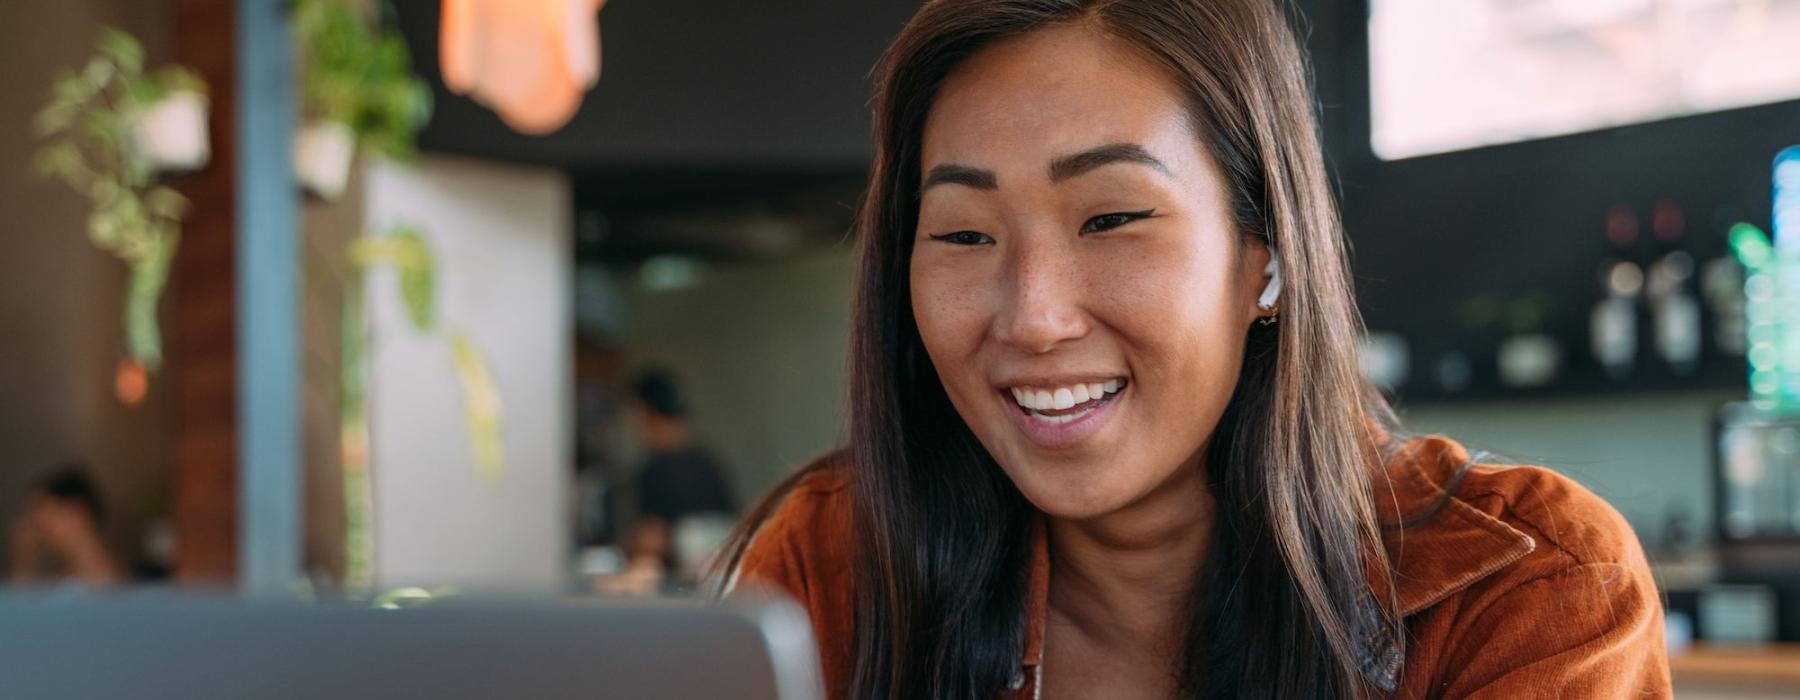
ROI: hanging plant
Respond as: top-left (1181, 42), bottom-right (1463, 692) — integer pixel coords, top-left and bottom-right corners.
top-left (33, 27), bottom-right (210, 373)
top-left (339, 226), bottom-right (506, 591)
top-left (293, 0), bottom-right (433, 199)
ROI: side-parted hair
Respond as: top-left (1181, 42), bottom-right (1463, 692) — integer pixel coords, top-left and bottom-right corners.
top-left (720, 1), bottom-right (1404, 697)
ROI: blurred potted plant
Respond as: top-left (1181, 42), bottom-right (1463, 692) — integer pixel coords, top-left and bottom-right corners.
top-left (339, 227), bottom-right (505, 591)
top-left (33, 27), bottom-right (209, 375)
top-left (294, 0), bottom-right (433, 200)
top-left (132, 77), bottom-right (210, 172)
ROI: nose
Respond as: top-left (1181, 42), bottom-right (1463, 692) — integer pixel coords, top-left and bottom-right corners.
top-left (992, 237), bottom-right (1090, 354)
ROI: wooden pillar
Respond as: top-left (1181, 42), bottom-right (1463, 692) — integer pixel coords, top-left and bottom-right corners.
top-left (171, 0), bottom-right (239, 583)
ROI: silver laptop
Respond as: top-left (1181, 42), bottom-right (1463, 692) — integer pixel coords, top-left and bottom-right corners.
top-left (0, 594), bottom-right (821, 699)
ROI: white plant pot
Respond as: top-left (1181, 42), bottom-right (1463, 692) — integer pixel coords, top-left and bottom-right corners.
top-left (294, 120), bottom-right (357, 200)
top-left (132, 90), bottom-right (210, 172)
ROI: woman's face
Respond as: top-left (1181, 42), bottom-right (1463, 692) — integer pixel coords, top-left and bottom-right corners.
top-left (910, 23), bottom-right (1271, 521)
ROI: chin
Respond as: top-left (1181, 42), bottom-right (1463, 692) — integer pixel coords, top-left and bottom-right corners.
top-left (1004, 459), bottom-right (1147, 521)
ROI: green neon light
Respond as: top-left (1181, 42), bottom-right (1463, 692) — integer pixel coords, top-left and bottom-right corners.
top-left (1731, 223), bottom-right (1774, 271)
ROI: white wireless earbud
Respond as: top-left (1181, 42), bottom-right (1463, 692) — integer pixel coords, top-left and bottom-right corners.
top-left (1257, 255), bottom-right (1282, 310)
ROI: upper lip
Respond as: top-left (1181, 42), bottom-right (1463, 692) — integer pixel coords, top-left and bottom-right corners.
top-left (993, 373), bottom-right (1127, 390)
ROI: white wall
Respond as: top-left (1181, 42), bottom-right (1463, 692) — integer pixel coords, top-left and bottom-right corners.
top-left (622, 249), bottom-right (854, 502)
top-left (361, 154), bottom-right (570, 592)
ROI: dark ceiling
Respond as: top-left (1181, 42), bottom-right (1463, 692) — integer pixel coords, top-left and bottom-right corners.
top-left (391, 0), bottom-right (922, 174)
top-left (388, 0), bottom-right (924, 261)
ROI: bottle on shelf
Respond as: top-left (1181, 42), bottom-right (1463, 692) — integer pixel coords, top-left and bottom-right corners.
top-left (1649, 250), bottom-right (1701, 375)
top-left (1592, 259), bottom-right (1641, 380)
top-left (1592, 204), bottom-right (1645, 381)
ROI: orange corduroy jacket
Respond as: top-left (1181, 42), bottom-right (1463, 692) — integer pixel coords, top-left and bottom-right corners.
top-left (737, 432), bottom-right (1672, 698)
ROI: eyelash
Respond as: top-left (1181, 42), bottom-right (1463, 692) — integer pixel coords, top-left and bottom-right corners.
top-left (1080, 208), bottom-right (1156, 234)
top-left (929, 231), bottom-right (994, 246)
top-left (928, 209), bottom-right (1157, 246)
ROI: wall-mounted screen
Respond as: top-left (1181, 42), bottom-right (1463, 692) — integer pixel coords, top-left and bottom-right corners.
top-left (1370, 0), bottom-right (1800, 160)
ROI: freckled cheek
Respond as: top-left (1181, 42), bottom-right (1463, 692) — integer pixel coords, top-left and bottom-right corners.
top-left (1087, 254), bottom-right (1245, 416)
top-left (1086, 253), bottom-right (1236, 349)
top-left (910, 263), bottom-right (993, 379)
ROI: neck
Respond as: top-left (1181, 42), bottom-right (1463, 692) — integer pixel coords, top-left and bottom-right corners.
top-left (1046, 457), bottom-right (1215, 655)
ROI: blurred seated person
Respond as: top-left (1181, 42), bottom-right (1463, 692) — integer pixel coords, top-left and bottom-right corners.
top-left (619, 370), bottom-right (735, 590)
top-left (8, 465), bottom-right (123, 588)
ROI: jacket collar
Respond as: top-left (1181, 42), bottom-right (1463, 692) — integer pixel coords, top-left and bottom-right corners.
top-left (1371, 430), bottom-right (1537, 616)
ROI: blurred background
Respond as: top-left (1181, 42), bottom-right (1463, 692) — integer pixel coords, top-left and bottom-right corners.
top-left (2, 0), bottom-right (1799, 695)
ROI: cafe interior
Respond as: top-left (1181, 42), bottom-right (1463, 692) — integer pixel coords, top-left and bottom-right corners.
top-left (2, 0), bottom-right (1799, 697)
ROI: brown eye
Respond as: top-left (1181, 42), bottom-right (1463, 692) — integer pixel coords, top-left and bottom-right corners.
top-left (1080, 209), bottom-right (1156, 235)
top-left (929, 231), bottom-right (994, 246)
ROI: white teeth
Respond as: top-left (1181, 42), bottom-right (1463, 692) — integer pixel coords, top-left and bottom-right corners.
top-left (1008, 379), bottom-right (1127, 412)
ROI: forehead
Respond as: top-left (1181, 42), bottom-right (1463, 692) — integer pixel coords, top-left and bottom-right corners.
top-left (921, 22), bottom-right (1199, 176)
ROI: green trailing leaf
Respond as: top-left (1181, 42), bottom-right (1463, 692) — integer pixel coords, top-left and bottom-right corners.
top-left (143, 186), bottom-right (189, 221)
top-left (149, 66), bottom-right (207, 96)
top-left (87, 209), bottom-right (122, 249)
top-left (96, 27), bottom-right (144, 76)
top-left (89, 179), bottom-right (120, 206)
top-left (77, 111), bottom-right (123, 150)
top-left (51, 68), bottom-right (87, 104)
top-left (449, 331), bottom-right (505, 481)
top-left (110, 196), bottom-right (148, 251)
top-left (32, 141), bottom-right (81, 180)
top-left (350, 227), bottom-right (436, 332)
top-left (34, 101), bottom-right (76, 137)
top-left (78, 57), bottom-right (116, 95)
top-left (126, 78), bottom-right (166, 109)
top-left (124, 237), bottom-right (174, 371)
top-left (396, 254), bottom-right (435, 332)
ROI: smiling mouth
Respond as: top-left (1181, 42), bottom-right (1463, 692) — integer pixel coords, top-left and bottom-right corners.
top-left (1006, 379), bottom-right (1128, 425)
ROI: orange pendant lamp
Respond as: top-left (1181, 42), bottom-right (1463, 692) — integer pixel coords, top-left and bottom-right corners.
top-left (439, 0), bottom-right (606, 135)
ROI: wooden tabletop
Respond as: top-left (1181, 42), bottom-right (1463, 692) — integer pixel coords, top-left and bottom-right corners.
top-left (1671, 644), bottom-right (1800, 687)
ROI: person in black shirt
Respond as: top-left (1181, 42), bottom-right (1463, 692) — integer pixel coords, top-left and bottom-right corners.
top-left (624, 370), bottom-right (734, 581)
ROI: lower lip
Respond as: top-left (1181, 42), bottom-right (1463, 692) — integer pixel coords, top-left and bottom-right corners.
top-left (1002, 387), bottom-right (1125, 450)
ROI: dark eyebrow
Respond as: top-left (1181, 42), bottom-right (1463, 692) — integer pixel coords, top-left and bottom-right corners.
top-left (920, 164), bottom-right (998, 193)
top-left (1048, 143), bottom-right (1172, 182)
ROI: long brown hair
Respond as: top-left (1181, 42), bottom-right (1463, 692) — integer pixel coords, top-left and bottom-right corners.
top-left (718, 1), bottom-right (1403, 696)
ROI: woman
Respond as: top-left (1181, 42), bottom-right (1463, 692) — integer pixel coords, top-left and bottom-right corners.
top-left (721, 1), bottom-right (1669, 697)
